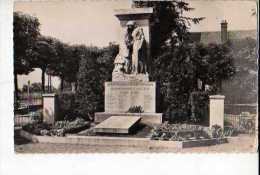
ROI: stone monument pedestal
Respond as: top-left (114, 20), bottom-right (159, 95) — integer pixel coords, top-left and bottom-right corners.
top-left (94, 7), bottom-right (162, 130)
top-left (95, 81), bottom-right (162, 126)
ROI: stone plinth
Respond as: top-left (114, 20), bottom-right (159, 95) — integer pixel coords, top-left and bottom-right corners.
top-left (105, 81), bottom-right (156, 113)
top-left (209, 95), bottom-right (225, 128)
top-left (42, 93), bottom-right (58, 124)
top-left (112, 72), bottom-right (149, 82)
top-left (94, 116), bottom-right (141, 134)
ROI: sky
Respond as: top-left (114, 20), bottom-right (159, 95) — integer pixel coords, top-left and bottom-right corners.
top-left (14, 0), bottom-right (257, 89)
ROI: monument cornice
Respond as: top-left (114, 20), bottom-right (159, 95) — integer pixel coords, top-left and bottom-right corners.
top-left (114, 7), bottom-right (153, 20)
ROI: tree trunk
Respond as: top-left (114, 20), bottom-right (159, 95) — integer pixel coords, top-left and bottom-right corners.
top-left (50, 75), bottom-right (52, 92)
top-left (14, 73), bottom-right (19, 101)
top-left (218, 80), bottom-right (222, 93)
top-left (60, 77), bottom-right (64, 92)
top-left (41, 68), bottom-right (46, 93)
top-left (75, 81), bottom-right (78, 92)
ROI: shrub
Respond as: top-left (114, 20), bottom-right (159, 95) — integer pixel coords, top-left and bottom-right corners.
top-left (22, 123), bottom-right (51, 135)
top-left (188, 91), bottom-right (209, 124)
top-left (165, 107), bottom-right (190, 124)
top-left (150, 123), bottom-right (235, 141)
top-left (150, 123), bottom-right (210, 141)
top-left (58, 92), bottom-right (78, 121)
top-left (75, 45), bottom-right (118, 120)
top-left (23, 118), bottom-right (90, 136)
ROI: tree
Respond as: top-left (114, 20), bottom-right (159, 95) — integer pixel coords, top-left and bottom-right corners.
top-left (75, 44), bottom-right (118, 120)
top-left (202, 43), bottom-right (235, 91)
top-left (189, 43), bottom-right (235, 92)
top-left (75, 46), bottom-right (102, 120)
top-left (222, 38), bottom-right (257, 104)
top-left (13, 12), bottom-right (40, 100)
top-left (133, 1), bottom-right (235, 122)
top-left (31, 36), bottom-right (57, 92)
top-left (152, 43), bottom-right (197, 117)
top-left (133, 1), bottom-right (204, 58)
top-left (152, 41), bottom-right (235, 121)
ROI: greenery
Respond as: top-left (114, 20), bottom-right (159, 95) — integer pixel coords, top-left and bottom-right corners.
top-left (23, 118), bottom-right (90, 136)
top-left (133, 1), bottom-right (235, 123)
top-left (150, 123), bottom-right (234, 141)
top-left (189, 91), bottom-right (209, 124)
top-left (14, 12), bottom-right (40, 99)
top-left (222, 38), bottom-right (257, 104)
top-left (153, 42), bottom-right (235, 122)
top-left (133, 1), bottom-right (204, 58)
top-left (58, 92), bottom-right (78, 121)
top-left (75, 44), bottom-right (118, 120)
top-left (127, 106), bottom-right (144, 113)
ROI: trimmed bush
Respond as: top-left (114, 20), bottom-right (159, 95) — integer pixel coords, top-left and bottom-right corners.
top-left (188, 91), bottom-right (209, 124)
top-left (58, 92), bottom-right (78, 121)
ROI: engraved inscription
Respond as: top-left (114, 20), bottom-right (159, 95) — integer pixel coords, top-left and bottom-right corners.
top-left (105, 82), bottom-right (156, 113)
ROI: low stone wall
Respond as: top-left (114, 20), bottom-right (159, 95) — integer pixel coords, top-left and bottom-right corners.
top-left (19, 130), bottom-right (228, 149)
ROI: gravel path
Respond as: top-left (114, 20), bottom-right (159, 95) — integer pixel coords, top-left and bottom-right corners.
top-left (15, 134), bottom-right (257, 153)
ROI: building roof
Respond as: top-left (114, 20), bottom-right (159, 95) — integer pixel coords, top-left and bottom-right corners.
top-left (190, 29), bottom-right (257, 44)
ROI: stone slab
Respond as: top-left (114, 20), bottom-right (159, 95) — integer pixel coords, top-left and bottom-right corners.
top-left (105, 81), bottom-right (156, 113)
top-left (95, 112), bottom-right (162, 126)
top-left (93, 116), bottom-right (141, 134)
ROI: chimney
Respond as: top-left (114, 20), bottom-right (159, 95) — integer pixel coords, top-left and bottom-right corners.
top-left (221, 20), bottom-right (228, 43)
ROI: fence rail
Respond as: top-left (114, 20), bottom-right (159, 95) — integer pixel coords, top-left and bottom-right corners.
top-left (14, 112), bottom-right (42, 127)
top-left (224, 113), bottom-right (256, 134)
top-left (14, 115), bottom-right (34, 126)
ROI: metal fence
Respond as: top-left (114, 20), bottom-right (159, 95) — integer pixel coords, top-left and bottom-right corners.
top-left (14, 112), bottom-right (42, 127)
top-left (224, 112), bottom-right (256, 134)
top-left (18, 92), bottom-right (43, 106)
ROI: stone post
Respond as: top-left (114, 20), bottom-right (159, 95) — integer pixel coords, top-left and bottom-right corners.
top-left (209, 95), bottom-right (225, 128)
top-left (42, 93), bottom-right (58, 124)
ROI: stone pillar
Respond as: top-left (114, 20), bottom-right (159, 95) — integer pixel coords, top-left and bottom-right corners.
top-left (209, 95), bottom-right (225, 128)
top-left (42, 93), bottom-right (58, 124)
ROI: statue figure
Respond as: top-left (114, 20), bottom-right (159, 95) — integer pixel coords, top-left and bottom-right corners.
top-left (113, 20), bottom-right (147, 75)
top-left (113, 48), bottom-right (130, 73)
top-left (131, 25), bottom-right (146, 74)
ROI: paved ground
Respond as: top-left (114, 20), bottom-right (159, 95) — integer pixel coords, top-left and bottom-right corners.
top-left (15, 134), bottom-right (257, 153)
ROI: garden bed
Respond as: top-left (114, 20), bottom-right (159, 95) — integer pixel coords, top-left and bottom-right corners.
top-left (22, 118), bottom-right (90, 137)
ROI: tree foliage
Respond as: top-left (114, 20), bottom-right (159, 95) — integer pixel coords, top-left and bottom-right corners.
top-left (153, 42), bottom-right (235, 122)
top-left (133, 0), bottom-right (204, 57)
top-left (222, 38), bottom-right (257, 104)
top-left (31, 35), bottom-right (58, 92)
top-left (75, 44), bottom-right (118, 120)
top-left (13, 12), bottom-right (40, 99)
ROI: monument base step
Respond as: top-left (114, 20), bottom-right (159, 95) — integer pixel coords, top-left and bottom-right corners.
top-left (93, 116), bottom-right (141, 134)
top-left (95, 112), bottom-right (162, 126)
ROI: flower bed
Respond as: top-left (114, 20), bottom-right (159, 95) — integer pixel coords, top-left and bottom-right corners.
top-left (150, 123), bottom-right (234, 141)
top-left (22, 118), bottom-right (90, 137)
